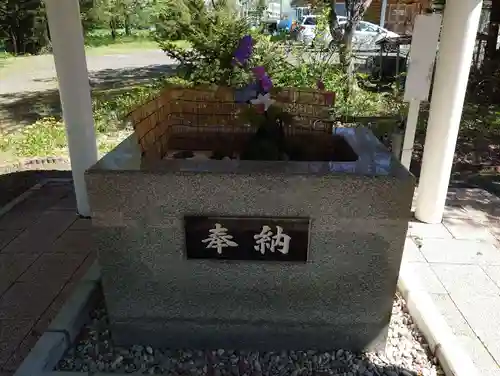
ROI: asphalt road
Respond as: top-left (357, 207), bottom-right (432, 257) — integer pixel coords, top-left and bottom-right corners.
top-left (0, 49), bottom-right (176, 99)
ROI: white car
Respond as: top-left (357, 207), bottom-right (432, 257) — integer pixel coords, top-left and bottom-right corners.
top-left (295, 15), bottom-right (317, 45)
top-left (297, 16), bottom-right (399, 51)
top-left (296, 15), bottom-right (347, 45)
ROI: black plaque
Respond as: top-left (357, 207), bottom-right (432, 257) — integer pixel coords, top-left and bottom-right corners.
top-left (184, 216), bottom-right (310, 262)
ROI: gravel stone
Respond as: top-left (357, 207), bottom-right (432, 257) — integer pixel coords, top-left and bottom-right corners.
top-left (56, 294), bottom-right (444, 376)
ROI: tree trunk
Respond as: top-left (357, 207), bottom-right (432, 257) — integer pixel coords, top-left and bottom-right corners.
top-left (124, 13), bottom-right (131, 36)
top-left (46, 14), bottom-right (51, 42)
top-left (486, 0), bottom-right (500, 60)
top-left (329, 0), bottom-right (353, 97)
top-left (110, 19), bottom-right (117, 40)
top-left (329, 0), bottom-right (373, 99)
top-left (486, 22), bottom-right (499, 58)
top-left (339, 26), bottom-right (355, 98)
top-left (11, 32), bottom-right (18, 55)
top-left (329, 0), bottom-right (354, 98)
top-left (484, 0), bottom-right (500, 72)
top-left (328, 0), bottom-right (340, 37)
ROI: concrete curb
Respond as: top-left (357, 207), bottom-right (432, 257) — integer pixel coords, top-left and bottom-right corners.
top-left (398, 263), bottom-right (480, 376)
top-left (47, 281), bottom-right (99, 343)
top-left (0, 157), bottom-right (71, 174)
top-left (14, 261), bottom-right (100, 376)
top-left (13, 332), bottom-right (69, 376)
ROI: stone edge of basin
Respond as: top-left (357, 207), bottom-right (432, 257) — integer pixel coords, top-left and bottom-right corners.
top-left (86, 127), bottom-right (415, 181)
top-left (12, 251), bottom-right (476, 376)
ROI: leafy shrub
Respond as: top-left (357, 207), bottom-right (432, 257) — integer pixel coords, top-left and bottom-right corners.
top-left (154, 0), bottom-right (288, 87)
top-left (155, 0), bottom-right (249, 85)
top-left (93, 84), bottom-right (161, 133)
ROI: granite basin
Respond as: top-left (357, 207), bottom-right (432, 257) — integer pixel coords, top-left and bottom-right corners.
top-left (85, 126), bottom-right (415, 352)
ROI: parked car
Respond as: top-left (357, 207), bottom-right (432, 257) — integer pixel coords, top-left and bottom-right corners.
top-left (341, 20), bottom-right (400, 51)
top-left (295, 15), bottom-right (316, 44)
top-left (296, 16), bottom-right (399, 51)
top-left (295, 15), bottom-right (345, 45)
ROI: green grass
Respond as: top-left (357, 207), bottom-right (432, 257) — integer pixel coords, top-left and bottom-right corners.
top-left (85, 38), bottom-right (190, 55)
top-left (0, 51), bottom-right (14, 69)
top-left (84, 28), bottom-right (158, 51)
top-left (0, 36), bottom-right (168, 73)
top-left (85, 38), bottom-right (160, 55)
top-left (0, 29), bottom-right (160, 69)
top-left (0, 117), bottom-right (133, 159)
top-left (83, 28), bottom-right (190, 54)
top-left (0, 51), bottom-right (12, 59)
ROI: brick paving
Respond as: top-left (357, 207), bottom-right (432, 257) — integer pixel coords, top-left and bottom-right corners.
top-left (0, 181), bottom-right (95, 375)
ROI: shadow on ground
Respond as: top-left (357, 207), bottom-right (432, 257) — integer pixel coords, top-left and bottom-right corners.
top-left (0, 63), bottom-right (177, 133)
top-left (0, 169), bottom-right (72, 208)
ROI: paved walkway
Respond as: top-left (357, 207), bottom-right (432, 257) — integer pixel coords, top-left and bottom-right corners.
top-left (1, 180), bottom-right (500, 375)
top-left (403, 187), bottom-right (500, 376)
top-left (0, 181), bottom-right (95, 375)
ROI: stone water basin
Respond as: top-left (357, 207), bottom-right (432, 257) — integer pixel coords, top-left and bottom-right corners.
top-left (85, 126), bottom-right (415, 352)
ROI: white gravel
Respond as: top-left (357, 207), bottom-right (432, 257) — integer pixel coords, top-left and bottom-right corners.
top-left (56, 294), bottom-right (444, 376)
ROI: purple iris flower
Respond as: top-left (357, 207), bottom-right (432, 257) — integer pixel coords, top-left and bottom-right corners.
top-left (232, 35), bottom-right (253, 67)
top-left (252, 66), bottom-right (273, 93)
top-left (260, 75), bottom-right (273, 92)
top-left (252, 66), bottom-right (266, 79)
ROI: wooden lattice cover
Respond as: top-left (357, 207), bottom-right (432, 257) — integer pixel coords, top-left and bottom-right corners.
top-left (125, 86), bottom-right (337, 162)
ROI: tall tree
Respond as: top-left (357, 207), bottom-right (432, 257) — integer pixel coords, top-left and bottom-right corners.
top-left (293, 0), bottom-right (373, 94)
top-left (0, 0), bottom-right (49, 55)
top-left (328, 0), bottom-right (373, 94)
top-left (88, 0), bottom-right (155, 39)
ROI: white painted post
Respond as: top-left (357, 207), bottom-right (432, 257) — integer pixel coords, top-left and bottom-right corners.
top-left (401, 14), bottom-right (442, 170)
top-left (400, 99), bottom-right (420, 169)
top-left (415, 0), bottom-right (483, 224)
top-left (44, 0), bottom-right (98, 217)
